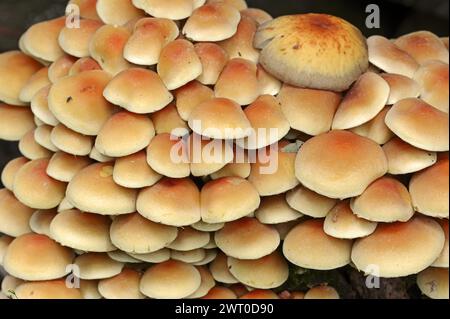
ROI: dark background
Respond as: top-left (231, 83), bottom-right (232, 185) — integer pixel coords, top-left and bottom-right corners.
top-left (0, 0), bottom-right (449, 182)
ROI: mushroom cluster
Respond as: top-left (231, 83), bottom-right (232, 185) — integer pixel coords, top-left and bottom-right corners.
top-left (0, 0), bottom-right (448, 300)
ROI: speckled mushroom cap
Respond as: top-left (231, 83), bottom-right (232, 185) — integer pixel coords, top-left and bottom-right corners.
top-left (74, 252), bottom-right (124, 280)
top-left (49, 209), bottom-right (115, 252)
top-left (137, 178), bottom-right (201, 227)
top-left (215, 217), bottom-right (280, 260)
top-left (351, 216), bottom-right (445, 278)
top-left (351, 177), bottom-right (414, 223)
top-left (417, 268), bottom-right (449, 300)
top-left (227, 251), bottom-right (289, 289)
top-left (140, 260), bottom-right (202, 299)
top-left (385, 98), bottom-right (449, 152)
top-left (110, 213), bottom-right (178, 254)
top-left (409, 157), bottom-right (449, 218)
top-left (98, 268), bottom-right (146, 299)
top-left (0, 189), bottom-right (34, 237)
top-left (0, 104), bottom-right (35, 142)
top-left (13, 158), bottom-right (66, 210)
top-left (414, 60), bottom-right (449, 113)
top-left (15, 279), bottom-right (82, 299)
top-left (48, 70), bottom-right (116, 136)
top-left (283, 219), bottom-right (352, 270)
top-left (0, 51), bottom-right (42, 106)
top-left (295, 130), bottom-right (388, 199)
top-left (201, 177), bottom-right (261, 223)
top-left (255, 14), bottom-right (368, 92)
top-left (66, 163), bottom-right (137, 215)
top-left (3, 234), bottom-right (74, 281)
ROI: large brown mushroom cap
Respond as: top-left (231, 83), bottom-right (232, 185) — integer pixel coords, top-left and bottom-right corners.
top-left (295, 130), bottom-right (388, 199)
top-left (351, 216), bottom-right (445, 278)
top-left (255, 14), bottom-right (368, 92)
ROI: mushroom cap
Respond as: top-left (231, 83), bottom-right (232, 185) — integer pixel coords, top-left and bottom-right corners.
top-left (107, 250), bottom-right (142, 264)
top-left (352, 216), bottom-right (445, 278)
top-left (209, 252), bottom-right (239, 284)
top-left (215, 217), bottom-right (280, 260)
top-left (140, 260), bottom-right (201, 299)
top-left (395, 31), bottom-right (449, 65)
top-left (174, 81), bottom-right (215, 121)
top-left (74, 253), bottom-right (124, 280)
top-left (284, 219), bottom-right (352, 270)
top-left (189, 97), bottom-right (252, 139)
top-left (215, 58), bottom-right (260, 106)
top-left (201, 177), bottom-right (260, 223)
top-left (167, 227), bottom-right (210, 252)
top-left (236, 95), bottom-right (290, 150)
top-left (304, 286), bottom-right (340, 299)
top-left (351, 177), bottom-right (414, 223)
top-left (432, 219), bottom-right (449, 268)
top-left (255, 14), bottom-right (368, 92)
top-left (186, 266), bottom-right (216, 299)
top-left (19, 67), bottom-right (51, 103)
top-left (208, 0), bottom-right (247, 10)
top-left (278, 85), bottom-right (341, 136)
top-left (324, 201), bottom-right (378, 239)
top-left (202, 287), bottom-right (237, 299)
top-left (89, 25), bottom-right (133, 76)
top-left (385, 98), bottom-right (449, 152)
top-left (146, 133), bottom-right (191, 178)
top-left (22, 17), bottom-right (66, 62)
top-left (95, 111), bottom-right (155, 157)
top-left (192, 221), bottom-right (225, 232)
top-left (137, 178), bottom-right (201, 227)
top-left (157, 39), bottom-right (203, 90)
top-left (110, 213), bottom-right (178, 254)
top-left (13, 158), bottom-right (66, 210)
top-left (48, 70), bottom-right (115, 136)
top-left (57, 197), bottom-right (75, 213)
top-left (409, 158), bottom-right (449, 218)
top-left (151, 103), bottom-right (190, 137)
top-left (34, 125), bottom-right (59, 152)
top-left (0, 189), bottom-right (34, 237)
top-left (48, 55), bottom-right (77, 83)
top-left (89, 146), bottom-right (114, 163)
top-left (1, 157), bottom-right (28, 191)
top-left (66, 163), bottom-right (137, 215)
top-left (69, 57), bottom-right (102, 76)
top-left (383, 137), bottom-right (437, 175)
top-left (31, 85), bottom-right (59, 126)
top-left (67, 0), bottom-right (100, 20)
top-left (47, 152), bottom-right (92, 183)
top-left (113, 151), bottom-right (162, 189)
top-left (132, 0), bottom-right (196, 20)
top-left (18, 129), bottom-right (53, 160)
top-left (210, 153), bottom-right (251, 180)
top-left (194, 43), bottom-right (229, 85)
top-left (257, 64), bottom-right (282, 96)
top-left (241, 8), bottom-right (273, 25)
top-left (188, 134), bottom-right (234, 177)
top-left (0, 104), bottom-right (35, 142)
top-left (0, 235), bottom-right (13, 266)
top-left (15, 279), bottom-right (82, 299)
top-left (0, 51), bottom-right (42, 106)
top-left (58, 19), bottom-right (104, 58)
top-left (295, 130), bottom-right (388, 199)
top-left (255, 194), bottom-right (303, 224)
top-left (367, 35), bottom-right (419, 78)
top-left (417, 268), bottom-right (449, 300)
top-left (129, 249), bottom-right (171, 264)
top-left (50, 209), bottom-right (115, 252)
top-left (414, 61), bottom-right (449, 113)
top-left (96, 0), bottom-right (145, 26)
top-left (228, 251), bottom-right (289, 289)
top-left (171, 249), bottom-right (206, 264)
top-left (29, 210), bottom-right (57, 237)
top-left (104, 68), bottom-right (173, 114)
top-left (286, 185), bottom-right (338, 218)
top-left (192, 249), bottom-right (218, 266)
top-left (3, 234), bottom-right (74, 281)
top-left (248, 141), bottom-right (300, 196)
top-left (240, 289), bottom-right (280, 299)
top-left (332, 72), bottom-right (390, 130)
top-left (349, 107), bottom-right (394, 145)
top-left (218, 16), bottom-right (260, 63)
top-left (50, 124), bottom-right (94, 156)
top-left (381, 73), bottom-right (421, 105)
top-left (124, 18), bottom-right (179, 66)
top-left (98, 268), bottom-right (145, 299)
top-left (183, 3), bottom-right (241, 42)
